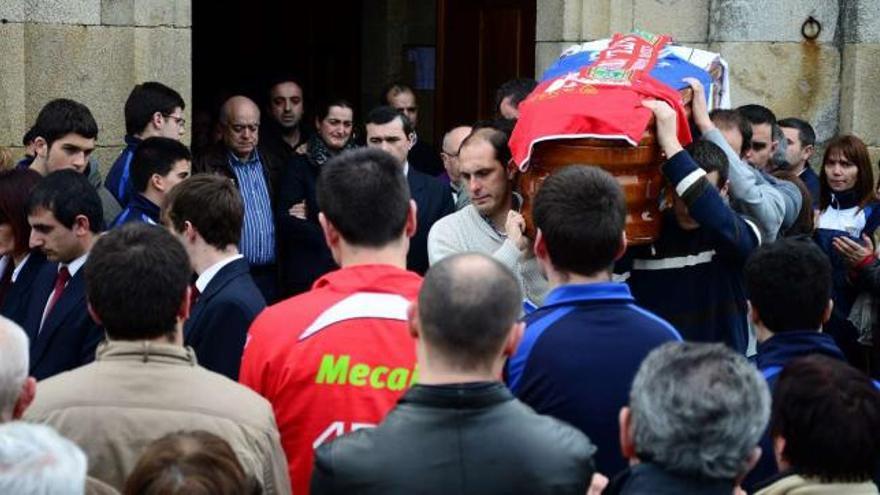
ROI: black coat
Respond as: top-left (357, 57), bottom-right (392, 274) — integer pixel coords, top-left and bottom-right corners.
top-left (407, 168), bottom-right (454, 274)
top-left (312, 382), bottom-right (595, 495)
top-left (1, 251), bottom-right (49, 327)
top-left (22, 262), bottom-right (104, 380)
top-left (184, 258), bottom-right (265, 380)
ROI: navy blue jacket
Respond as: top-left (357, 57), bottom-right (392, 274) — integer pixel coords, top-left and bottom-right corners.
top-left (105, 135), bottom-right (141, 207)
top-left (407, 167), bottom-right (454, 274)
top-left (0, 252), bottom-right (49, 327)
top-left (276, 154), bottom-right (337, 297)
top-left (800, 167), bottom-right (820, 209)
top-left (184, 258), bottom-right (265, 380)
top-left (506, 282), bottom-right (681, 475)
top-left (744, 331), bottom-right (846, 490)
top-left (110, 193), bottom-right (160, 228)
top-left (618, 150), bottom-right (759, 353)
top-left (22, 262), bottom-right (104, 380)
top-left (605, 462), bottom-right (735, 495)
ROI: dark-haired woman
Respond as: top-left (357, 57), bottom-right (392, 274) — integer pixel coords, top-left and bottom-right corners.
top-left (813, 135), bottom-right (880, 370)
top-left (276, 99), bottom-right (358, 297)
top-left (0, 169), bottom-right (48, 325)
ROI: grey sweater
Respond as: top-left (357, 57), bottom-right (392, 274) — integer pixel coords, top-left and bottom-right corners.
top-left (703, 128), bottom-right (801, 242)
top-left (427, 205), bottom-right (548, 305)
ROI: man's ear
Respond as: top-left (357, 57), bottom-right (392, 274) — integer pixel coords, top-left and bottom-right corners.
top-left (404, 200), bottom-right (418, 238)
top-left (502, 321), bottom-right (525, 357)
top-left (12, 377), bottom-right (36, 419)
top-left (179, 285), bottom-right (192, 321)
top-left (619, 407), bottom-right (637, 460)
top-left (73, 214), bottom-right (91, 237)
top-left (150, 173), bottom-right (164, 193)
top-left (87, 302), bottom-right (103, 325)
top-left (734, 446), bottom-right (763, 487)
top-left (614, 230), bottom-right (628, 261)
top-left (822, 299), bottom-right (833, 325)
top-left (150, 111), bottom-right (165, 130)
top-left (533, 229), bottom-right (548, 262)
top-left (748, 300), bottom-right (761, 326)
top-left (34, 137), bottom-right (49, 158)
top-left (318, 212), bottom-right (340, 248)
top-left (803, 144), bottom-right (815, 161)
top-left (407, 301), bottom-right (420, 339)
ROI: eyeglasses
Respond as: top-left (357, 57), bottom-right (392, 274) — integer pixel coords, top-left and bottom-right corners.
top-left (163, 114), bottom-right (186, 128)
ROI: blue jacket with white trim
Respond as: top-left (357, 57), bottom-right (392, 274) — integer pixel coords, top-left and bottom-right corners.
top-left (744, 331), bottom-right (846, 490)
top-left (110, 193), bottom-right (159, 228)
top-left (617, 150), bottom-right (759, 353)
top-left (506, 282), bottom-right (681, 476)
top-left (105, 135), bottom-right (141, 207)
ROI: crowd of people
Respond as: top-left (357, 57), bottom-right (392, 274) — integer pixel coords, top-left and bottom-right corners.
top-left (0, 72), bottom-right (879, 495)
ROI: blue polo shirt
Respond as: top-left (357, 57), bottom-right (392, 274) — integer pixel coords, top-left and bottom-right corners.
top-left (506, 282), bottom-right (681, 475)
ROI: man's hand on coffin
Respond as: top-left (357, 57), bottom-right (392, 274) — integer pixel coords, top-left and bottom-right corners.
top-left (505, 210), bottom-right (531, 254)
top-left (641, 99), bottom-right (684, 158)
top-left (683, 77), bottom-right (714, 134)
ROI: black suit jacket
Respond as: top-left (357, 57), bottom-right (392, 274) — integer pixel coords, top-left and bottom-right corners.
top-left (22, 262), bottom-right (104, 380)
top-left (275, 154), bottom-right (338, 296)
top-left (407, 168), bottom-right (455, 274)
top-left (184, 258), bottom-right (266, 380)
top-left (1, 251), bottom-right (49, 327)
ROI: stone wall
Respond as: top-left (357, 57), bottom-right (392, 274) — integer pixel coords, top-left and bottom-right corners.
top-left (0, 0), bottom-right (191, 173)
top-left (536, 0), bottom-right (880, 165)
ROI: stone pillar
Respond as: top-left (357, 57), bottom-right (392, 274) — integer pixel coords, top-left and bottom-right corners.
top-left (840, 0), bottom-right (880, 164)
top-left (0, 0), bottom-right (191, 171)
top-left (708, 0), bottom-right (840, 143)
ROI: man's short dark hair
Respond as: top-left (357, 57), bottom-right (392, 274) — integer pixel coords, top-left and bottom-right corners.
top-left (366, 106), bottom-right (414, 136)
top-left (772, 354), bottom-right (880, 483)
top-left (27, 170), bottom-right (103, 233)
top-left (495, 78), bottom-right (537, 113)
top-left (85, 223), bottom-right (190, 340)
top-left (745, 237), bottom-right (831, 332)
top-left (316, 148), bottom-right (410, 247)
top-left (777, 117), bottom-right (816, 148)
top-left (130, 137), bottom-right (192, 194)
top-left (380, 82), bottom-right (414, 104)
top-left (419, 253), bottom-right (521, 370)
top-left (737, 104), bottom-right (777, 126)
top-left (163, 175), bottom-right (243, 250)
top-left (460, 127), bottom-right (512, 167)
top-left (124, 82), bottom-right (185, 136)
top-left (22, 126), bottom-right (36, 146)
top-left (533, 166), bottom-right (625, 276)
top-left (710, 109), bottom-right (753, 155)
top-left (686, 140), bottom-right (729, 185)
top-left (33, 99), bottom-right (98, 149)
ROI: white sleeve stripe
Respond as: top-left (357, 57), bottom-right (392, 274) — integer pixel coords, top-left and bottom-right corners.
top-left (675, 169), bottom-right (707, 197)
top-left (743, 218), bottom-right (763, 245)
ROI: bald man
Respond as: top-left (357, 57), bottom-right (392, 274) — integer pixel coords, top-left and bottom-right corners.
top-left (440, 125), bottom-right (472, 210)
top-left (0, 317), bottom-right (35, 422)
top-left (193, 95), bottom-right (280, 302)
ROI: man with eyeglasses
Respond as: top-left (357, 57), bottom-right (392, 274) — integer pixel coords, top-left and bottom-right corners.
top-left (106, 82), bottom-right (187, 207)
top-left (193, 95), bottom-right (280, 303)
top-left (440, 125), bottom-right (472, 210)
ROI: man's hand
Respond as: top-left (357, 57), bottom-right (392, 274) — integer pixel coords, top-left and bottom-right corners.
top-left (833, 234), bottom-right (875, 268)
top-left (586, 473), bottom-right (608, 495)
top-left (641, 99), bottom-right (684, 158)
top-left (505, 210), bottom-right (530, 253)
top-left (683, 77), bottom-right (714, 134)
top-left (289, 201), bottom-right (307, 220)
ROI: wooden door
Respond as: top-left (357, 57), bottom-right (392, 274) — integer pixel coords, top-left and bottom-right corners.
top-left (435, 0), bottom-right (536, 141)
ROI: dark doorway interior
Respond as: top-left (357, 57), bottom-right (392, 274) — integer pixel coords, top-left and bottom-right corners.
top-left (192, 0), bottom-right (363, 147)
top-left (192, 0), bottom-right (536, 151)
